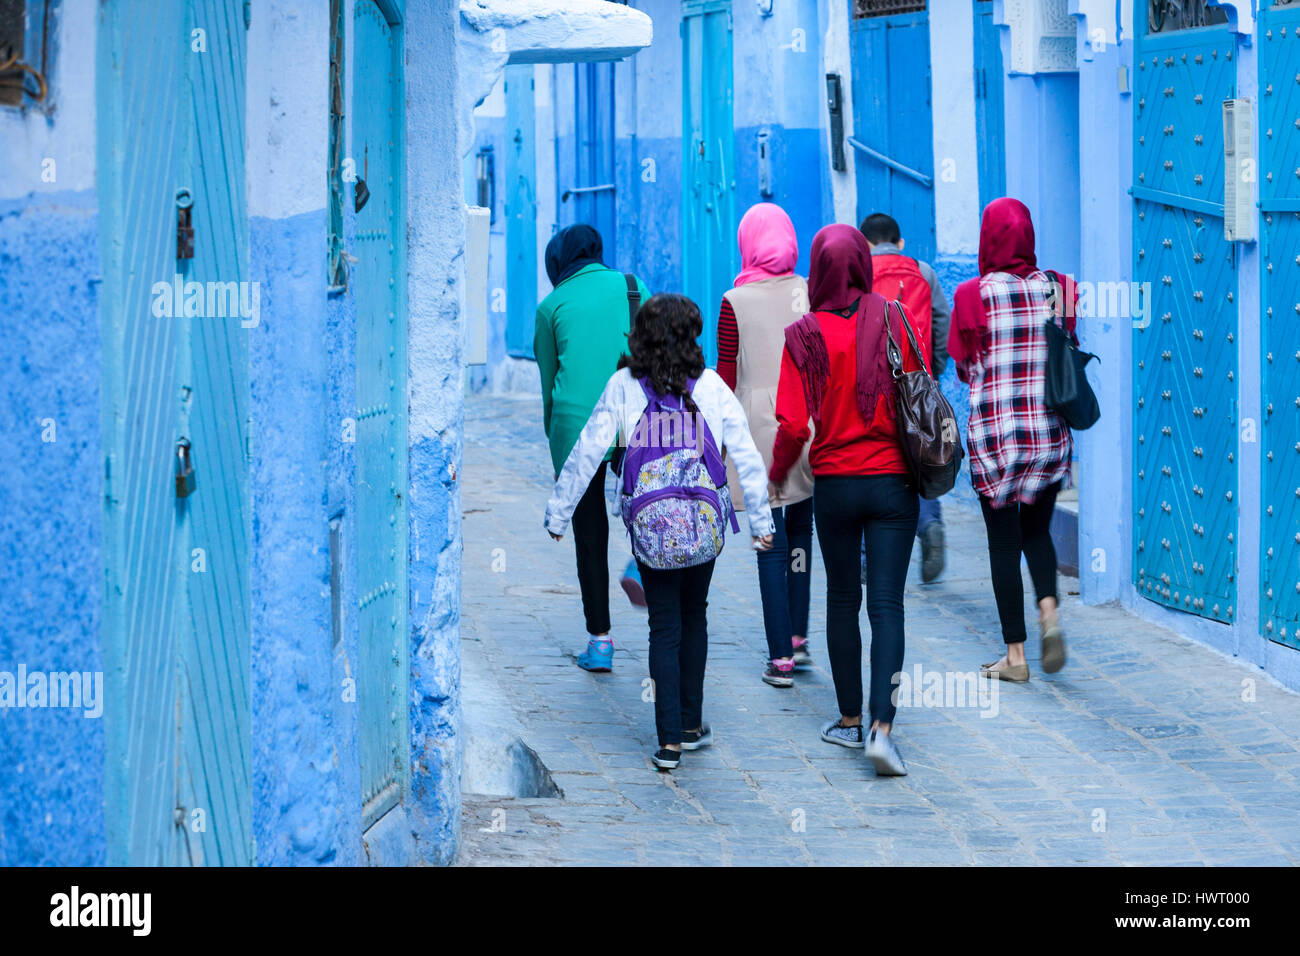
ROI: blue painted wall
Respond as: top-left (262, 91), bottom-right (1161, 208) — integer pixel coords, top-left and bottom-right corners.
top-left (0, 189), bottom-right (106, 866)
top-left (248, 209), bottom-right (361, 866)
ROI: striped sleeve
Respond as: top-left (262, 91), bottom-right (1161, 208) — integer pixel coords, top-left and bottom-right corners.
top-left (716, 296), bottom-right (739, 391)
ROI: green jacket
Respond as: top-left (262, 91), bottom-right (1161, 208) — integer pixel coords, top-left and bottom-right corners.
top-left (534, 264), bottom-right (650, 475)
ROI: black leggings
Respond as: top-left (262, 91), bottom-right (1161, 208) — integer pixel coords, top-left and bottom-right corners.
top-left (639, 559), bottom-right (716, 746)
top-left (814, 474), bottom-right (918, 726)
top-left (571, 461), bottom-right (611, 636)
top-left (979, 481), bottom-right (1060, 645)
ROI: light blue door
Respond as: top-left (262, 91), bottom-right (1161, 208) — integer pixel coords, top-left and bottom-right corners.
top-left (353, 0), bottom-right (408, 829)
top-left (849, 3), bottom-right (936, 266)
top-left (572, 63), bottom-right (618, 264)
top-left (98, 0), bottom-right (251, 865)
top-left (1259, 3), bottom-right (1300, 649)
top-left (972, 0), bottom-right (1005, 213)
top-left (1131, 9), bottom-right (1237, 623)
top-left (682, 0), bottom-right (736, 365)
top-left (505, 65), bottom-right (538, 358)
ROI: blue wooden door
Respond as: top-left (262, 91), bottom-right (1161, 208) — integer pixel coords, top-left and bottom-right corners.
top-left (570, 62), bottom-right (618, 266)
top-left (1259, 3), bottom-right (1300, 649)
top-left (98, 0), bottom-right (251, 865)
top-left (682, 0), bottom-right (737, 365)
top-left (1131, 12), bottom-right (1238, 623)
top-left (505, 65), bottom-right (538, 358)
top-left (849, 4), bottom-right (936, 266)
top-left (352, 0), bottom-right (408, 829)
top-left (972, 0), bottom-right (1005, 213)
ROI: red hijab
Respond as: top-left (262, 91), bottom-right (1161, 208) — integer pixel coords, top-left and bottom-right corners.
top-left (785, 224), bottom-right (896, 426)
top-left (951, 198), bottom-right (1075, 381)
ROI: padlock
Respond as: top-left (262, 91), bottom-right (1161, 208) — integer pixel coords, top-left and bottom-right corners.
top-left (176, 189), bottom-right (195, 260)
top-left (175, 438), bottom-right (196, 498)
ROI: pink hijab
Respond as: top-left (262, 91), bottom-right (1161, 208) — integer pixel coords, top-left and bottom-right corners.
top-left (734, 203), bottom-right (798, 287)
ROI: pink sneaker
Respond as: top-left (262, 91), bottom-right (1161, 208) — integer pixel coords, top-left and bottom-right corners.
top-left (762, 658), bottom-right (796, 687)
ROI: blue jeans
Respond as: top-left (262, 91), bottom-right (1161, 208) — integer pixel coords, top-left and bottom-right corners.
top-left (917, 495), bottom-right (943, 536)
top-left (756, 497), bottom-right (814, 661)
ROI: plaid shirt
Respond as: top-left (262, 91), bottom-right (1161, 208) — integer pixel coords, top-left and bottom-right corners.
top-left (963, 270), bottom-right (1072, 507)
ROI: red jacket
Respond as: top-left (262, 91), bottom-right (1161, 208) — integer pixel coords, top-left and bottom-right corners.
top-left (770, 308), bottom-right (921, 481)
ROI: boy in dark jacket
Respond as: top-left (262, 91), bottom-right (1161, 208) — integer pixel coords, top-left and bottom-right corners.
top-left (860, 213), bottom-right (951, 583)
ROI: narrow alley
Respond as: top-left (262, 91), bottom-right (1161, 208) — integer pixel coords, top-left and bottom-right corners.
top-left (458, 393), bottom-right (1300, 866)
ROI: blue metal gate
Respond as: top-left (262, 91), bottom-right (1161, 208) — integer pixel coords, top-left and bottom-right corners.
top-left (353, 0), bottom-right (408, 829)
top-left (682, 0), bottom-right (736, 365)
top-left (1259, 2), bottom-right (1300, 649)
top-left (505, 64), bottom-right (538, 358)
top-left (1131, 11), bottom-right (1238, 623)
top-left (98, 0), bottom-right (251, 865)
top-left (972, 0), bottom-right (1006, 214)
top-left (848, 2), bottom-right (936, 266)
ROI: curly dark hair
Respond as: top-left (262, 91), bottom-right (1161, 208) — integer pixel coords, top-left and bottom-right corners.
top-left (618, 293), bottom-right (706, 412)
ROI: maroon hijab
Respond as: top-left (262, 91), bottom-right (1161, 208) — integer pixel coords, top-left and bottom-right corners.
top-left (785, 224), bottom-right (896, 426)
top-left (951, 197), bottom-right (1074, 382)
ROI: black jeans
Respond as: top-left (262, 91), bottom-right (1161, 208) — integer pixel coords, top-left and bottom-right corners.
top-left (979, 481), bottom-right (1060, 645)
top-left (571, 461), bottom-right (611, 636)
top-left (638, 559), bottom-right (715, 747)
top-left (756, 497), bottom-right (814, 660)
top-left (814, 474), bottom-right (918, 726)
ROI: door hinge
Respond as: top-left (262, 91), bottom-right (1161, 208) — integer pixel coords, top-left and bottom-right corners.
top-left (244, 0), bottom-right (251, 29)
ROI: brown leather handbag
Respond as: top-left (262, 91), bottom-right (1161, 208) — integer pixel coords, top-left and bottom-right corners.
top-left (884, 301), bottom-right (964, 499)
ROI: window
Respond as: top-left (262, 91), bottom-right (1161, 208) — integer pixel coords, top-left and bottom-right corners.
top-left (853, 0), bottom-right (926, 18)
top-left (0, 0), bottom-right (52, 108)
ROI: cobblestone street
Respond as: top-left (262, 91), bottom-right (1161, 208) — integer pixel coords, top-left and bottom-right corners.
top-left (457, 394), bottom-right (1300, 866)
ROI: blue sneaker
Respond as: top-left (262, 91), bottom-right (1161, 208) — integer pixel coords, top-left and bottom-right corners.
top-left (577, 637), bottom-right (614, 672)
top-left (620, 559), bottom-right (647, 609)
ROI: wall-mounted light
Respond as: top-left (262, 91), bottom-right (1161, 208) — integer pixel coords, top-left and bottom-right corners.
top-left (757, 0), bottom-right (774, 17)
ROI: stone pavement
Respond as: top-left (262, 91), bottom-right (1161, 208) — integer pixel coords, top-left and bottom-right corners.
top-left (456, 393), bottom-right (1300, 866)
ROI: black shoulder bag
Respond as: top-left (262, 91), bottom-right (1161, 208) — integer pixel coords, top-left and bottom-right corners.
top-left (1042, 270), bottom-right (1101, 430)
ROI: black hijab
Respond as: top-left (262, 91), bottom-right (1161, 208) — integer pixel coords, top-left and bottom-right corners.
top-left (545, 224), bottom-right (604, 287)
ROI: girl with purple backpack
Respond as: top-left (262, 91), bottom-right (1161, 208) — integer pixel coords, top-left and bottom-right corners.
top-left (544, 293), bottom-right (775, 770)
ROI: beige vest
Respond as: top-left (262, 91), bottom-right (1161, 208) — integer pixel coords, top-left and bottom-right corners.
top-left (723, 274), bottom-right (815, 510)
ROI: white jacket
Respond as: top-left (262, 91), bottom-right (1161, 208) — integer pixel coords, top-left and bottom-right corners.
top-left (545, 368), bottom-right (776, 539)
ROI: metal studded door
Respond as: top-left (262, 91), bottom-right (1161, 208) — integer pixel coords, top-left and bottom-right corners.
top-left (353, 0), bottom-right (409, 828)
top-left (505, 64), bottom-right (538, 358)
top-left (1260, 2), bottom-right (1300, 649)
top-left (98, 0), bottom-right (251, 865)
top-left (682, 0), bottom-right (736, 365)
top-left (849, 1), bottom-right (936, 266)
top-left (1131, 5), bottom-right (1238, 622)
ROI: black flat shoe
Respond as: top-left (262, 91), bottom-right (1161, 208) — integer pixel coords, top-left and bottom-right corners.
top-left (651, 748), bottom-right (681, 770)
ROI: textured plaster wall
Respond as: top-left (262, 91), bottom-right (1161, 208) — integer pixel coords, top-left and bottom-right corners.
top-left (405, 0), bottom-right (465, 865)
top-left (0, 190), bottom-right (105, 866)
top-left (246, 0), bottom-right (358, 865)
top-left (930, 3), bottom-right (980, 257)
top-left (0, 0), bottom-right (105, 867)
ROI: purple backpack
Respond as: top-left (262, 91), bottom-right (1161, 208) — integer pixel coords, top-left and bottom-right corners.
top-left (618, 377), bottom-right (740, 570)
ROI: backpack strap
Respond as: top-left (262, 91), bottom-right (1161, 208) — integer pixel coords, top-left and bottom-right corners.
top-left (625, 273), bottom-right (641, 327)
